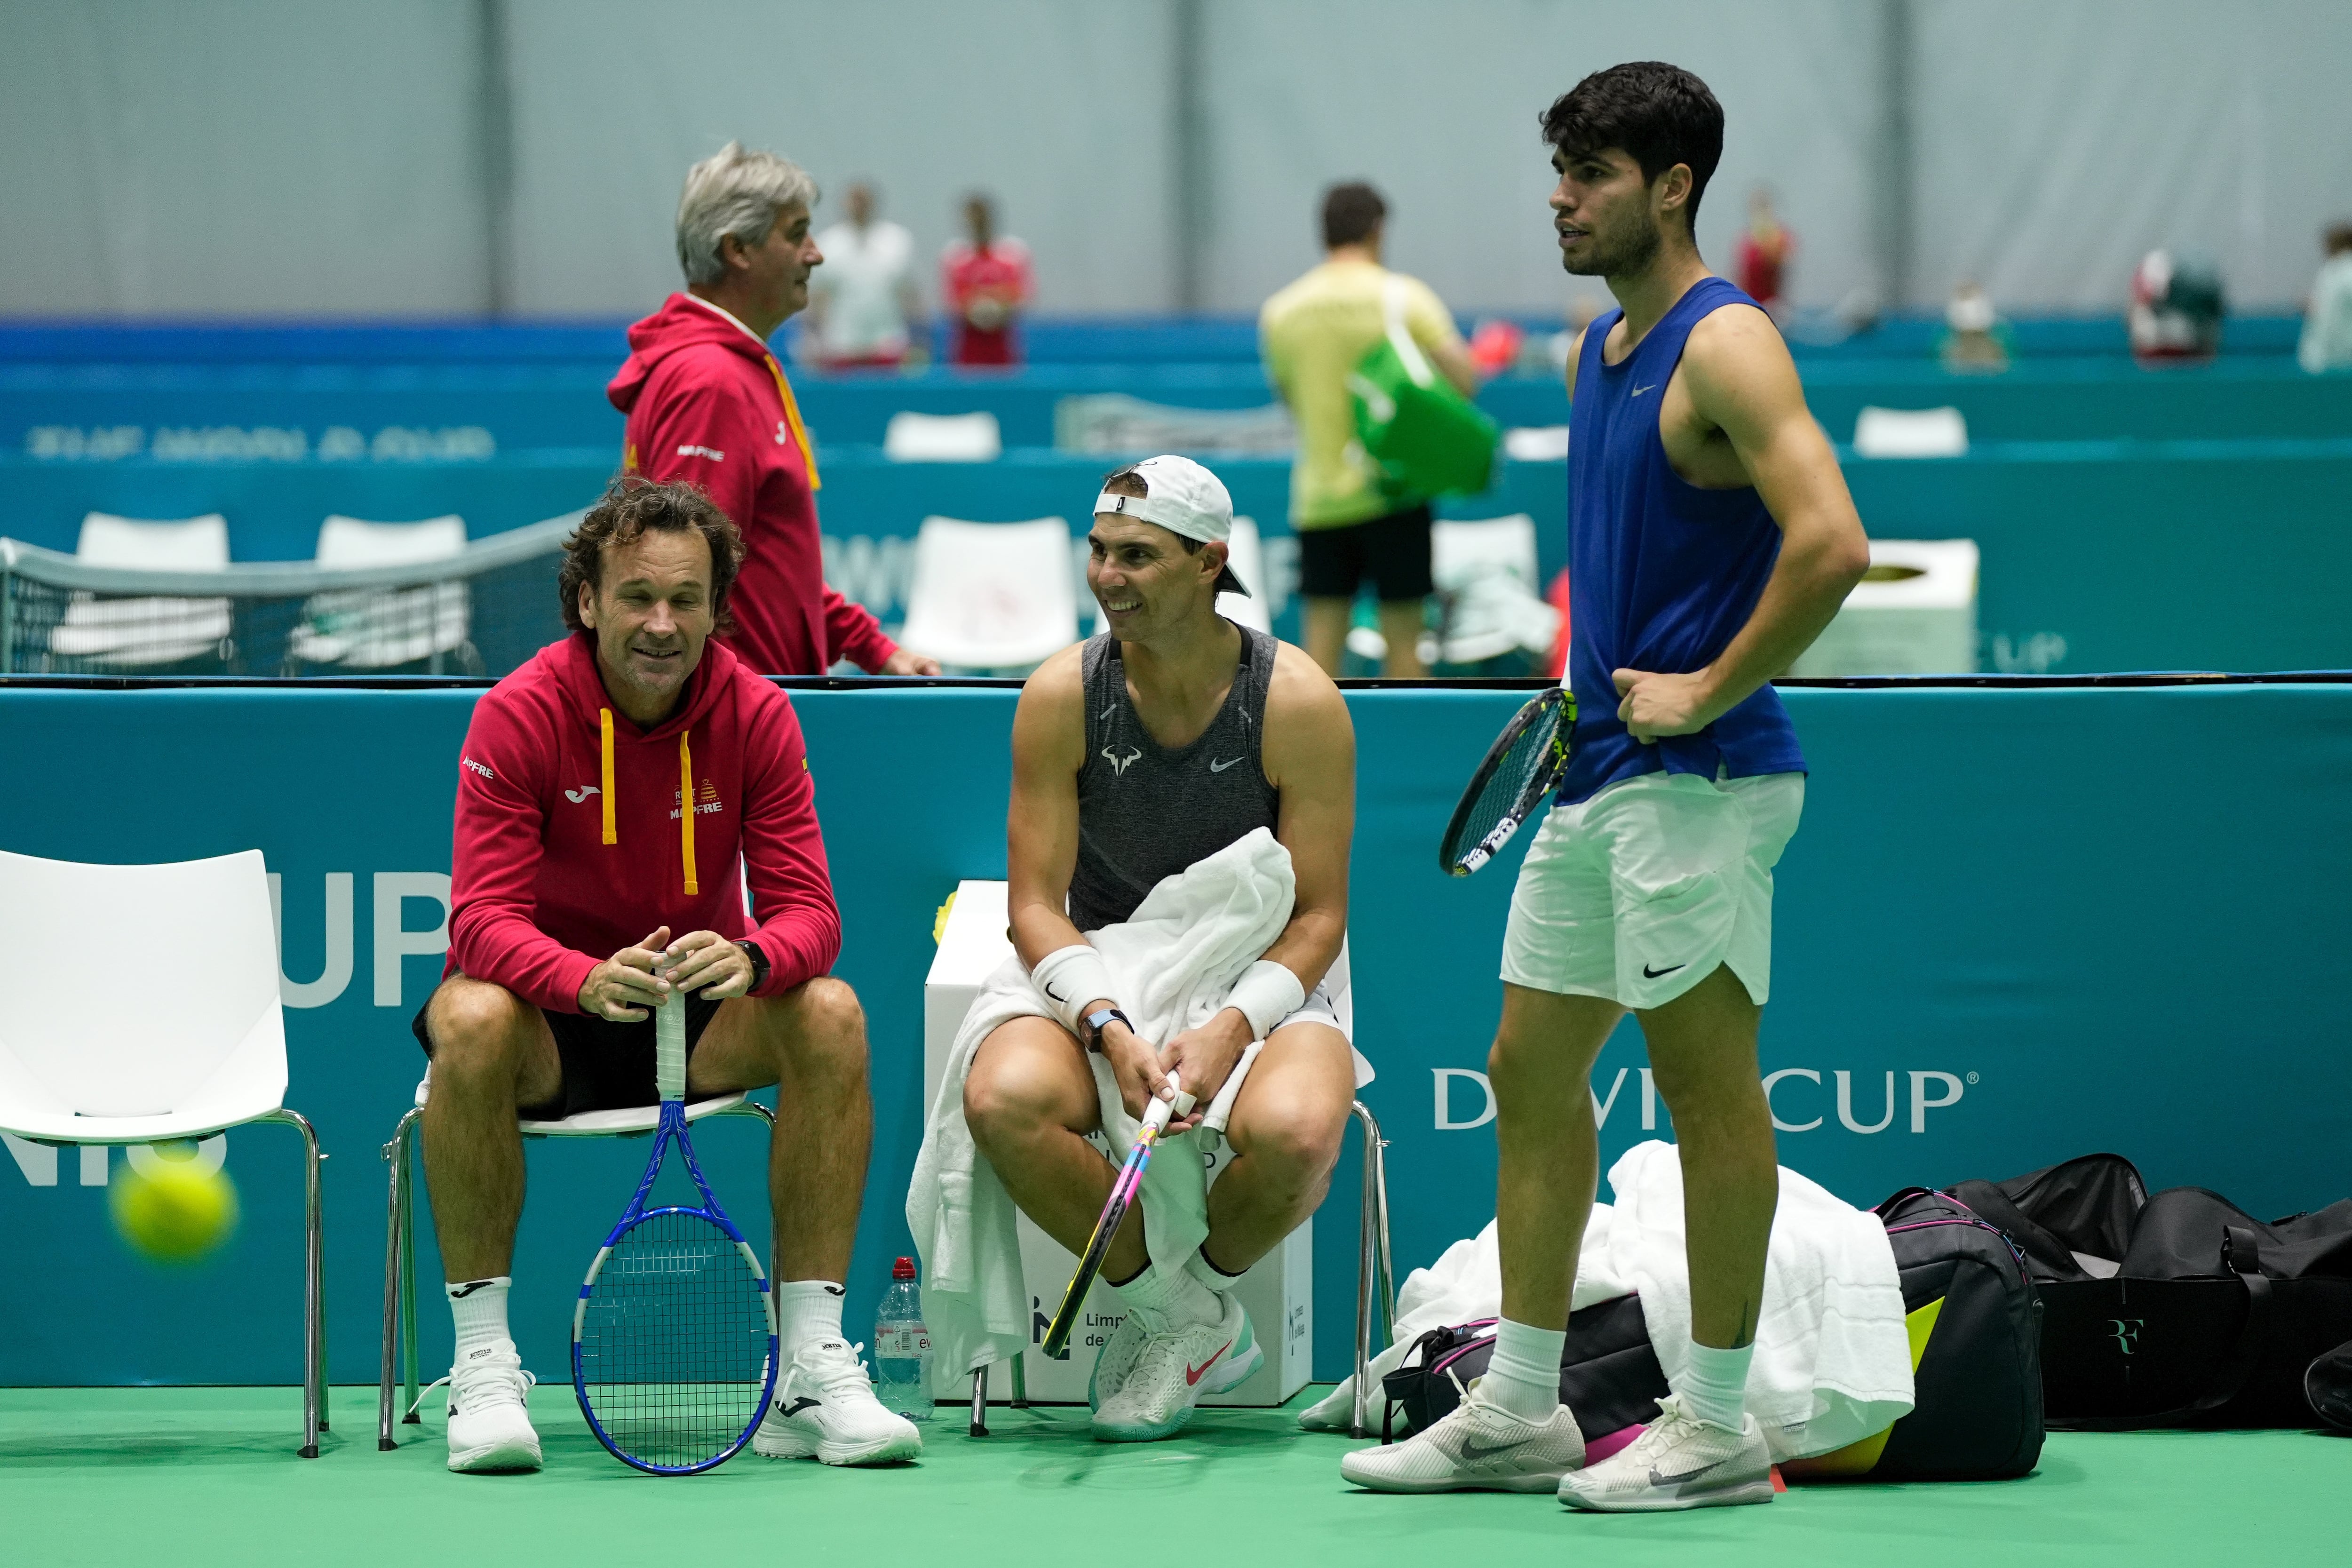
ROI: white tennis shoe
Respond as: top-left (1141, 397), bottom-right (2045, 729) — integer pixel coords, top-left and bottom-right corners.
top-left (1087, 1310), bottom-right (1150, 1412)
top-left (1090, 1292), bottom-right (1260, 1442)
top-left (1555, 1396), bottom-right (1775, 1512)
top-left (444, 1341), bottom-right (542, 1473)
top-left (753, 1337), bottom-right (923, 1465)
top-left (1339, 1391), bottom-right (1586, 1493)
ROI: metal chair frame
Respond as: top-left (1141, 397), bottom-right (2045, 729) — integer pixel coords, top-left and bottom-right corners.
top-left (966, 1096), bottom-right (1394, 1437)
top-left (375, 1094), bottom-right (775, 1449)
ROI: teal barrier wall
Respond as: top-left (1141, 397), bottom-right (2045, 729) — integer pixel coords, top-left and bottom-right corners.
top-left (1, 677), bottom-right (2347, 1388)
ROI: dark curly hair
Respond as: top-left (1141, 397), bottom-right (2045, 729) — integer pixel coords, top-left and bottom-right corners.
top-left (1541, 62), bottom-right (1724, 233)
top-left (558, 477), bottom-right (747, 636)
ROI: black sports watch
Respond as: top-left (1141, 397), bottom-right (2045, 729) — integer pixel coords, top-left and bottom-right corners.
top-left (1081, 1006), bottom-right (1133, 1053)
top-left (734, 939), bottom-right (771, 994)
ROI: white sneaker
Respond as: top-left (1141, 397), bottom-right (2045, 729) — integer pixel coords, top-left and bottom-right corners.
top-left (444, 1341), bottom-right (541, 1473)
top-left (752, 1338), bottom-right (923, 1465)
top-left (1090, 1292), bottom-right (1260, 1443)
top-left (1556, 1395), bottom-right (1775, 1512)
top-left (1086, 1310), bottom-right (1150, 1413)
top-left (1339, 1391), bottom-right (1586, 1493)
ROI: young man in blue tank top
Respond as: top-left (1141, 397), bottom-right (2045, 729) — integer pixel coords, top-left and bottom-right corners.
top-left (1347, 63), bottom-right (1868, 1509)
top-left (963, 455), bottom-right (1363, 1442)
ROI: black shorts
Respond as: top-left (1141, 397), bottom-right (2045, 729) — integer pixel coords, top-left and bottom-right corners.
top-left (412, 982), bottom-right (727, 1121)
top-left (1296, 503), bottom-right (1435, 603)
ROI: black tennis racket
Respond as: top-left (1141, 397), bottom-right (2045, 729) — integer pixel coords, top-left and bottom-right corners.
top-left (572, 976), bottom-right (779, 1474)
top-left (1437, 686), bottom-right (1576, 876)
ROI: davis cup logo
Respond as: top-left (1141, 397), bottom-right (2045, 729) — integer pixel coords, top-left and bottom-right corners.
top-left (1431, 1065), bottom-right (1977, 1134)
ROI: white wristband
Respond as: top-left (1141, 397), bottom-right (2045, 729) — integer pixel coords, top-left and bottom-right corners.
top-left (1225, 960), bottom-right (1306, 1041)
top-left (1031, 944), bottom-right (1118, 1035)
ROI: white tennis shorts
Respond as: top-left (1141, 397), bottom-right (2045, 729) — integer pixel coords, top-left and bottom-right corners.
top-left (1500, 769), bottom-right (1805, 1011)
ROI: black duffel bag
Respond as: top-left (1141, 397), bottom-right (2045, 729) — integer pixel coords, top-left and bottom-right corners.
top-left (1377, 1294), bottom-right (1668, 1450)
top-left (1951, 1154), bottom-right (2352, 1429)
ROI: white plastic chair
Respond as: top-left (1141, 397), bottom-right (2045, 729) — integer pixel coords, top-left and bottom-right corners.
top-left (1431, 514), bottom-right (1558, 664)
top-left (290, 514), bottom-right (474, 672)
top-left (883, 410), bottom-right (1003, 462)
top-left (0, 848), bottom-right (326, 1455)
top-left (1852, 405), bottom-right (1969, 458)
top-left (897, 516), bottom-right (1079, 671)
top-left (1216, 516), bottom-right (1271, 633)
top-left (377, 1065), bottom-right (773, 1449)
top-left (48, 512), bottom-right (235, 667)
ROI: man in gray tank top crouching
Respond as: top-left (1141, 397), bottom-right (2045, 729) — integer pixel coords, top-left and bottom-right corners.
top-left (962, 454), bottom-right (1361, 1442)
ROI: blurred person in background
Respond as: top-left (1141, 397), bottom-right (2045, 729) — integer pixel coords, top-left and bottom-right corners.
top-left (807, 181), bottom-right (923, 370)
top-left (941, 194), bottom-right (1033, 366)
top-left (2129, 248), bottom-right (2225, 366)
top-left (1940, 281), bottom-right (2011, 372)
top-left (610, 142), bottom-right (939, 677)
top-left (2298, 222), bottom-right (2352, 374)
top-left (1732, 187), bottom-right (1793, 318)
top-left (1261, 182), bottom-right (1478, 679)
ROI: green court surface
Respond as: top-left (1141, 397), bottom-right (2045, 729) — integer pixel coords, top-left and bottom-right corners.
top-left (3, 1385), bottom-right (2345, 1567)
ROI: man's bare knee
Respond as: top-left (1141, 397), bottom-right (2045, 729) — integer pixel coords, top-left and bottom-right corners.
top-left (1238, 1100), bottom-right (1348, 1190)
top-left (770, 976), bottom-right (868, 1076)
top-left (426, 982), bottom-right (536, 1086)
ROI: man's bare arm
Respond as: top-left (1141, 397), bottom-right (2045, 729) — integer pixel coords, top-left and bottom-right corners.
top-left (1005, 644), bottom-right (1091, 972)
top-left (1613, 307), bottom-right (1869, 740)
top-left (1253, 645), bottom-right (1354, 995)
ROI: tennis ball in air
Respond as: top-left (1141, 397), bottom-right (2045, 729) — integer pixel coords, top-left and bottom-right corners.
top-left (109, 1151), bottom-right (239, 1262)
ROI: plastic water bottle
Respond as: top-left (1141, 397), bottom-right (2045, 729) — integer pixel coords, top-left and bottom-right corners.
top-left (874, 1256), bottom-right (933, 1422)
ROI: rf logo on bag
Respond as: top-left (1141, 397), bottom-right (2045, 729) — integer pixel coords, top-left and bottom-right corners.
top-left (2106, 1318), bottom-right (2144, 1355)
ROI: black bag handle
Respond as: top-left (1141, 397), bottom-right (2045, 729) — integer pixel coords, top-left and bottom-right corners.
top-left (2051, 1224), bottom-right (2274, 1432)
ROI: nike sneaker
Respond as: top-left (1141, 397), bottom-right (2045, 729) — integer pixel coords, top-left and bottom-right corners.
top-left (1555, 1395), bottom-right (1774, 1512)
top-left (753, 1338), bottom-right (923, 1465)
top-left (1090, 1292), bottom-right (1260, 1442)
top-left (443, 1340), bottom-right (542, 1473)
top-left (1087, 1308), bottom-right (1151, 1413)
top-left (1338, 1391), bottom-right (1585, 1493)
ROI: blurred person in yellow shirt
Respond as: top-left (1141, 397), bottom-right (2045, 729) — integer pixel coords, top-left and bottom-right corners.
top-left (1261, 183), bottom-right (1478, 677)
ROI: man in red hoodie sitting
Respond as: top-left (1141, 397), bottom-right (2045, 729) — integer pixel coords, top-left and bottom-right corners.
top-left (609, 140), bottom-right (940, 679)
top-left (416, 478), bottom-right (920, 1474)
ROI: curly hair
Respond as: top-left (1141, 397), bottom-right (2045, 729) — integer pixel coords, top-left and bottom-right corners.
top-left (1541, 62), bottom-right (1725, 233)
top-left (557, 477), bottom-right (747, 636)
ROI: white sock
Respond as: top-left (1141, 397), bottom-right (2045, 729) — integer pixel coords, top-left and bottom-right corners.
top-left (1113, 1258), bottom-right (1222, 1330)
top-left (1184, 1245), bottom-right (1245, 1294)
top-left (1478, 1318), bottom-right (1565, 1422)
top-left (446, 1276), bottom-right (512, 1364)
top-left (1680, 1340), bottom-right (1754, 1431)
top-left (777, 1279), bottom-right (847, 1356)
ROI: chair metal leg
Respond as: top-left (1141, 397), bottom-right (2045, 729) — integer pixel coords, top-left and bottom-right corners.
top-left (259, 1107), bottom-right (327, 1457)
top-left (1009, 1348), bottom-right (1028, 1407)
top-left (1350, 1099), bottom-right (1395, 1440)
top-left (379, 1107), bottom-right (421, 1449)
top-left (969, 1364), bottom-right (990, 1436)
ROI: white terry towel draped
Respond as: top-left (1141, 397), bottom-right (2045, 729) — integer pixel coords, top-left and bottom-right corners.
top-left (908, 827), bottom-right (1297, 1381)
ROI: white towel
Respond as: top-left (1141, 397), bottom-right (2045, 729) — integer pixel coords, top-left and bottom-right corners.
top-left (908, 827), bottom-right (1296, 1379)
top-left (1302, 1140), bottom-right (1915, 1459)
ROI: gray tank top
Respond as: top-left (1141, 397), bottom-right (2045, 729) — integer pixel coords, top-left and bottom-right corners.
top-left (1067, 624), bottom-right (1282, 933)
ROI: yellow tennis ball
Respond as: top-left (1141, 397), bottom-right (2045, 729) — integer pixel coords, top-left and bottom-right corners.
top-left (110, 1152), bottom-right (239, 1262)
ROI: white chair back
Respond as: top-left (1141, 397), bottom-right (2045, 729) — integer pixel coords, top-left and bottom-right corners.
top-left (884, 411), bottom-right (1003, 462)
top-left (294, 515), bottom-right (471, 669)
top-left (898, 516), bottom-right (1079, 670)
top-left (76, 512), bottom-right (230, 569)
top-left (0, 850), bottom-right (285, 1130)
top-left (313, 514), bottom-right (467, 566)
top-left (1216, 515), bottom-right (1271, 633)
top-left (1431, 515), bottom-right (1554, 663)
top-left (1432, 514), bottom-right (1539, 593)
top-left (1852, 406), bottom-right (1969, 458)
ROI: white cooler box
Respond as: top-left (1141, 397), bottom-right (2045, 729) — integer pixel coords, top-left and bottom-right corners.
top-left (922, 880), bottom-right (1313, 1407)
top-left (1786, 538), bottom-right (1979, 677)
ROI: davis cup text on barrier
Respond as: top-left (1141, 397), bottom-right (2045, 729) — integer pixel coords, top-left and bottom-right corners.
top-left (1431, 1065), bottom-right (1973, 1135)
top-left (266, 870), bottom-right (452, 1011)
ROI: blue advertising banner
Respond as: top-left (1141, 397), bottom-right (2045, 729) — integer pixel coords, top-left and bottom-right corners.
top-left (1, 678), bottom-right (2348, 1390)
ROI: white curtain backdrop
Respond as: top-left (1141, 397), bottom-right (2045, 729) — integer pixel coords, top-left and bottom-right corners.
top-left (2, 0), bottom-right (2346, 318)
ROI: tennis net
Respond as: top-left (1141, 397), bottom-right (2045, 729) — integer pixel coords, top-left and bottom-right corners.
top-left (0, 511), bottom-right (583, 677)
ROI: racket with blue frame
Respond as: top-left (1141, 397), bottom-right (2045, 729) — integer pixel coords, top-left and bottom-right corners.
top-left (572, 973), bottom-right (779, 1473)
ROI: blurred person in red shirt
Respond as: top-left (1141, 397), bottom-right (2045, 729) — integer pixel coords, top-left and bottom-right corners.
top-left (609, 143), bottom-right (938, 677)
top-left (941, 194), bottom-right (1033, 367)
top-left (1732, 187), bottom-right (1793, 318)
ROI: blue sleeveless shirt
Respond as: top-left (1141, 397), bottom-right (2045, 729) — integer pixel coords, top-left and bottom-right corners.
top-left (1559, 275), bottom-right (1805, 804)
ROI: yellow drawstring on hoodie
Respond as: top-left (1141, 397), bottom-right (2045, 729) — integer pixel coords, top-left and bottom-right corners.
top-left (598, 709), bottom-right (617, 844)
top-left (764, 354), bottom-right (821, 491)
top-left (597, 708), bottom-right (700, 897)
top-left (676, 730), bottom-right (699, 895)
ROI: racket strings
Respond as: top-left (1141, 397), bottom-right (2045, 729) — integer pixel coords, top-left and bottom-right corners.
top-left (578, 1209), bottom-right (771, 1470)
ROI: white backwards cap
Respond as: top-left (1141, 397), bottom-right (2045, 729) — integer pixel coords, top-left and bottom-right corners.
top-left (1092, 454), bottom-right (1248, 597)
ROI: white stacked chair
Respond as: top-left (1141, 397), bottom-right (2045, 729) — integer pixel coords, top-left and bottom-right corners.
top-left (1431, 513), bottom-right (1559, 666)
top-left (0, 849), bottom-right (326, 1455)
top-left (47, 512), bottom-right (234, 668)
top-left (897, 516), bottom-right (1078, 672)
top-left (883, 411), bottom-right (1003, 462)
top-left (290, 514), bottom-right (474, 672)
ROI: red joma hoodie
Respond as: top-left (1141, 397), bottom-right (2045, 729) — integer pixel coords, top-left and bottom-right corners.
top-left (608, 294), bottom-right (898, 676)
top-left (445, 632), bottom-right (840, 1011)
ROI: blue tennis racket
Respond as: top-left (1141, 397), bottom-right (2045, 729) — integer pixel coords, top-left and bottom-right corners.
top-left (572, 976), bottom-right (779, 1473)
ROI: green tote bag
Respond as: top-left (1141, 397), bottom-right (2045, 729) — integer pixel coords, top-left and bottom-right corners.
top-left (1349, 276), bottom-right (1499, 499)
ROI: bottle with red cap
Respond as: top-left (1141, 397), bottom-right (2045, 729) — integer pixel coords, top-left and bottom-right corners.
top-left (874, 1255), bottom-right (933, 1421)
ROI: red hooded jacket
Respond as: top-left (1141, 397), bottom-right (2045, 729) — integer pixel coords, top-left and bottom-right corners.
top-left (608, 294), bottom-right (898, 676)
top-left (445, 632), bottom-right (840, 1012)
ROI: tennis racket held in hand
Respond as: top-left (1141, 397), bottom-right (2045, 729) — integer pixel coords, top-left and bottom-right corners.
top-left (572, 974), bottom-right (780, 1474)
top-left (1040, 1076), bottom-right (1194, 1360)
top-left (1438, 686), bottom-right (1575, 876)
